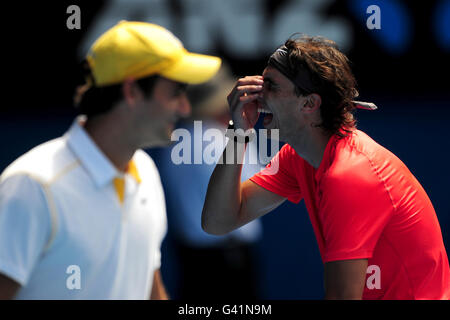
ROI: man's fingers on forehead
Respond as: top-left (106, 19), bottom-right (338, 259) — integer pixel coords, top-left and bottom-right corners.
top-left (247, 75), bottom-right (263, 81)
top-left (237, 85), bottom-right (263, 92)
top-left (239, 92), bottom-right (261, 101)
top-left (244, 75), bottom-right (263, 78)
top-left (238, 77), bottom-right (264, 85)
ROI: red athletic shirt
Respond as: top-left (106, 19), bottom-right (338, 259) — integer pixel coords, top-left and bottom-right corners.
top-left (250, 128), bottom-right (450, 299)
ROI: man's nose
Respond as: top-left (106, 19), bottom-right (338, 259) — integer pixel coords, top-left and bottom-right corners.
top-left (257, 95), bottom-right (265, 106)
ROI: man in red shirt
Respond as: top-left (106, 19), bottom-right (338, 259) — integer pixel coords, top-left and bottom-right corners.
top-left (201, 35), bottom-right (450, 299)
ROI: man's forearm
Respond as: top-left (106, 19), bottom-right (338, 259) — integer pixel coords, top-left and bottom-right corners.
top-left (201, 140), bottom-right (246, 235)
top-left (324, 259), bottom-right (367, 300)
top-left (150, 270), bottom-right (169, 300)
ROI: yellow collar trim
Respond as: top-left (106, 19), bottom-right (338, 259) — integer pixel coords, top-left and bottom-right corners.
top-left (113, 160), bottom-right (141, 204)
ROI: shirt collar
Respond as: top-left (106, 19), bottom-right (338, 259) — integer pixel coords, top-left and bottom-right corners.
top-left (65, 116), bottom-right (119, 188)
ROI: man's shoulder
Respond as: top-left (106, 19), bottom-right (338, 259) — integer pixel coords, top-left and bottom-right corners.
top-left (278, 143), bottom-right (303, 163)
top-left (0, 136), bottom-right (75, 185)
top-left (133, 149), bottom-right (156, 168)
top-left (133, 149), bottom-right (161, 179)
top-left (323, 130), bottom-right (389, 185)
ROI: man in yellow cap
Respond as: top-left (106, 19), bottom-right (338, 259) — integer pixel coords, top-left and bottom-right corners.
top-left (0, 21), bottom-right (221, 299)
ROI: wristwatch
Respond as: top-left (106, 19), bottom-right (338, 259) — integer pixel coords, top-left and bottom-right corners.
top-left (225, 120), bottom-right (256, 143)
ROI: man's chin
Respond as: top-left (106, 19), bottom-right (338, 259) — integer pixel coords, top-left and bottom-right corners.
top-left (262, 127), bottom-right (282, 142)
top-left (140, 134), bottom-right (172, 149)
top-left (159, 139), bottom-right (176, 147)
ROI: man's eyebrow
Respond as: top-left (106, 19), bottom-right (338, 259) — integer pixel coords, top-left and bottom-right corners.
top-left (175, 82), bottom-right (188, 91)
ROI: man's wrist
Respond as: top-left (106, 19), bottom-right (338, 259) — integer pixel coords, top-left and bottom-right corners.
top-left (225, 120), bottom-right (256, 143)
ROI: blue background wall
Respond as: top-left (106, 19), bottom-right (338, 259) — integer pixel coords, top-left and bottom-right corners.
top-left (1, 1), bottom-right (449, 299)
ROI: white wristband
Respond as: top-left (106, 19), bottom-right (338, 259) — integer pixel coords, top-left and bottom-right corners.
top-left (225, 123), bottom-right (256, 143)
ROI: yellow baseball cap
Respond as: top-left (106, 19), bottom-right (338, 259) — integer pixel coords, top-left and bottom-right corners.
top-left (86, 21), bottom-right (222, 87)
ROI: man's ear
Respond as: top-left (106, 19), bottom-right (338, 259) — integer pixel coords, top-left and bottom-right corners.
top-left (122, 78), bottom-right (142, 106)
top-left (302, 93), bottom-right (322, 113)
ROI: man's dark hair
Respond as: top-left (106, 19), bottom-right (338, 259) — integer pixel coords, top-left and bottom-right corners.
top-left (74, 60), bottom-right (159, 118)
top-left (283, 35), bottom-right (359, 136)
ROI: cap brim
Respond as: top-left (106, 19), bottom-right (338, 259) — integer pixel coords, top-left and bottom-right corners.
top-left (160, 51), bottom-right (222, 84)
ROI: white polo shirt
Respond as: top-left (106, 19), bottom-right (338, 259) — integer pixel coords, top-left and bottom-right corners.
top-left (0, 117), bottom-right (167, 299)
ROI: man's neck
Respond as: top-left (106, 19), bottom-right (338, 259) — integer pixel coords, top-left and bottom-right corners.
top-left (287, 127), bottom-right (332, 169)
top-left (84, 116), bottom-right (137, 172)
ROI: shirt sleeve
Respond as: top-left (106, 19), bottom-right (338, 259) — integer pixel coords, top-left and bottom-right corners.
top-left (0, 174), bottom-right (51, 285)
top-left (250, 144), bottom-right (302, 203)
top-left (318, 164), bottom-right (394, 263)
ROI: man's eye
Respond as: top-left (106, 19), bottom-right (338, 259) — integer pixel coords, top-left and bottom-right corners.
top-left (174, 84), bottom-right (187, 96)
top-left (265, 82), bottom-right (276, 91)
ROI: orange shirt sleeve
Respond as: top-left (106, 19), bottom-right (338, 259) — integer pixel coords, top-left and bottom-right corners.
top-left (250, 144), bottom-right (302, 204)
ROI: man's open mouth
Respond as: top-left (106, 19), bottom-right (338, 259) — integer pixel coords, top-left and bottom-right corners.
top-left (258, 107), bottom-right (274, 127)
